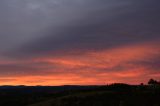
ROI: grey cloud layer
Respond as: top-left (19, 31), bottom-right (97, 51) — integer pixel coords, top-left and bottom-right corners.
top-left (0, 0), bottom-right (159, 58)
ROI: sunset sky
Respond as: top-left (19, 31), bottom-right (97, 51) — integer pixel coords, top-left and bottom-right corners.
top-left (0, 0), bottom-right (160, 85)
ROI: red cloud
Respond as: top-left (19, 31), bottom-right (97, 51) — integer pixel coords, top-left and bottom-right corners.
top-left (0, 41), bottom-right (160, 85)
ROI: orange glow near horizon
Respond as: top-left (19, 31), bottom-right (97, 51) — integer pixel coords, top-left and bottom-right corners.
top-left (0, 41), bottom-right (160, 85)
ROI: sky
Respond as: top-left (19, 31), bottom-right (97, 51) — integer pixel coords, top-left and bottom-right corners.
top-left (0, 0), bottom-right (160, 85)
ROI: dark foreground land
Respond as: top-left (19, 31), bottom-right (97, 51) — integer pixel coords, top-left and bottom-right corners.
top-left (0, 84), bottom-right (160, 106)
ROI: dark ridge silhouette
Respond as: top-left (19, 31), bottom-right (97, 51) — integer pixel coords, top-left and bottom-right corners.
top-left (0, 79), bottom-right (159, 106)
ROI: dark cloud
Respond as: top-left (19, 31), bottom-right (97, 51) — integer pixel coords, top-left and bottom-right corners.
top-left (0, 0), bottom-right (159, 58)
top-left (128, 56), bottom-right (160, 72)
top-left (0, 61), bottom-right (57, 77)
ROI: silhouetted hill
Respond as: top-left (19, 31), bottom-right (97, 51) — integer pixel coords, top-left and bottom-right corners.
top-left (0, 85), bottom-right (98, 106)
top-left (0, 84), bottom-right (160, 106)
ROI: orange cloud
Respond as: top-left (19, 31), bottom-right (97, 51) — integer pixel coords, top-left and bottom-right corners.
top-left (0, 41), bottom-right (160, 85)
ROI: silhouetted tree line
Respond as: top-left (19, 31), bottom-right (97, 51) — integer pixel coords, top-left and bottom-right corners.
top-left (148, 78), bottom-right (160, 85)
